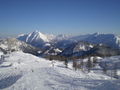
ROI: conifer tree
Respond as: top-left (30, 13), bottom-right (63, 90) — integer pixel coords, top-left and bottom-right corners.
top-left (86, 57), bottom-right (92, 72)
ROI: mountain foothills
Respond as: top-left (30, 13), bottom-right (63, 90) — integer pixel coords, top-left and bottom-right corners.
top-left (17, 31), bottom-right (120, 57)
top-left (0, 38), bottom-right (41, 56)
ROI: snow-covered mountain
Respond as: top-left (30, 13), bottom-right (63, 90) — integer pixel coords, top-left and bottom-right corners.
top-left (60, 41), bottom-right (120, 57)
top-left (0, 34), bottom-right (120, 90)
top-left (55, 33), bottom-right (120, 50)
top-left (17, 31), bottom-right (120, 57)
top-left (1, 32), bottom-right (120, 90)
top-left (71, 33), bottom-right (120, 49)
top-left (0, 38), bottom-right (41, 55)
top-left (19, 31), bottom-right (49, 42)
top-left (17, 31), bottom-right (73, 48)
top-left (17, 31), bottom-right (52, 48)
top-left (60, 41), bottom-right (94, 56)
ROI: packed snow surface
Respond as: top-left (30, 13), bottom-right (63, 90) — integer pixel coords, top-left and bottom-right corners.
top-left (0, 51), bottom-right (120, 90)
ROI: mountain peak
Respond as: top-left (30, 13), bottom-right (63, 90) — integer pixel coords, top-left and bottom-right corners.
top-left (32, 30), bottom-right (42, 35)
top-left (17, 31), bottom-right (50, 47)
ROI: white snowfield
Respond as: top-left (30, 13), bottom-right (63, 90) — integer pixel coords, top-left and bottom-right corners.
top-left (0, 51), bottom-right (120, 90)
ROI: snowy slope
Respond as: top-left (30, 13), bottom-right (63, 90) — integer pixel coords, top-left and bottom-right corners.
top-left (0, 51), bottom-right (3, 56)
top-left (0, 38), bottom-right (41, 55)
top-left (0, 51), bottom-right (120, 90)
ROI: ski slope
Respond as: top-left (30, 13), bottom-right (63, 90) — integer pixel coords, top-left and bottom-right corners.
top-left (0, 51), bottom-right (120, 90)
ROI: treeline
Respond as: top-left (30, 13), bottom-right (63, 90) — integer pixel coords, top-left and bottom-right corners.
top-left (44, 55), bottom-right (98, 72)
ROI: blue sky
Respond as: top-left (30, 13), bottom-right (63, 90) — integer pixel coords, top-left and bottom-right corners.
top-left (0, 0), bottom-right (120, 36)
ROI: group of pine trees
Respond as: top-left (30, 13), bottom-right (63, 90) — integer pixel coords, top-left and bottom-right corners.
top-left (102, 61), bottom-right (119, 79)
top-left (45, 54), bottom-right (119, 79)
top-left (72, 56), bottom-right (97, 72)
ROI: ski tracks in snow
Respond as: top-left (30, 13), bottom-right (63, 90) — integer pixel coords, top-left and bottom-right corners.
top-left (0, 67), bottom-right (23, 90)
top-left (43, 67), bottom-right (118, 90)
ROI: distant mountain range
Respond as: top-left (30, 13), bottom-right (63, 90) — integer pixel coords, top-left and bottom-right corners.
top-left (17, 31), bottom-right (120, 49)
top-left (16, 31), bottom-right (120, 57)
top-left (60, 41), bottom-right (120, 57)
top-left (0, 31), bottom-right (120, 58)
